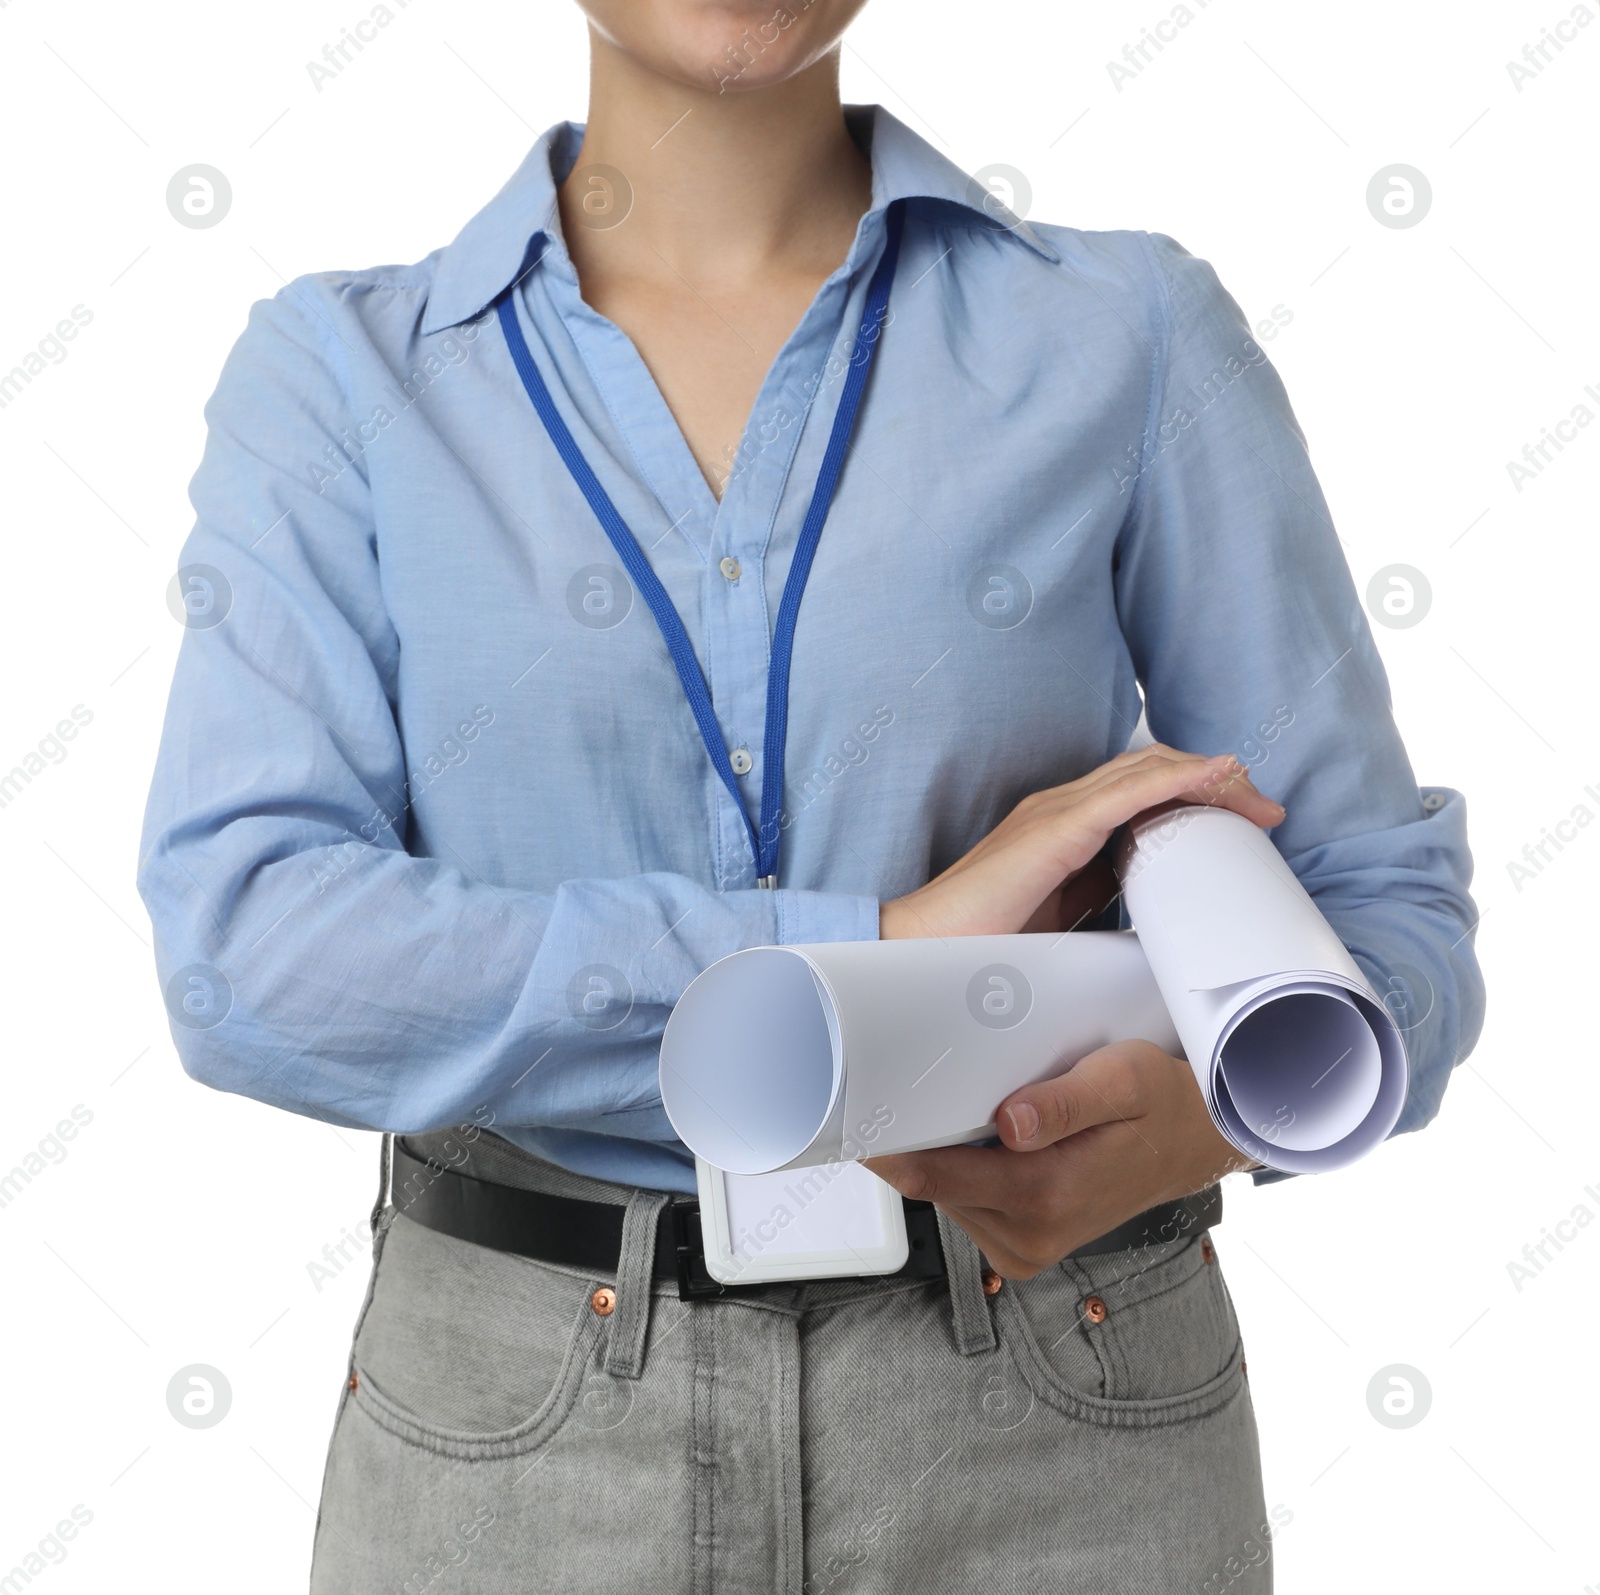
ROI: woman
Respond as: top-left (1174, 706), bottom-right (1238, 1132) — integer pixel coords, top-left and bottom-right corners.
top-left (139, 2), bottom-right (1485, 1589)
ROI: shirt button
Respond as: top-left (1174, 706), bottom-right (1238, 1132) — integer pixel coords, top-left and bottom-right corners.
top-left (1422, 791), bottom-right (1445, 813)
top-left (719, 556), bottom-right (741, 581)
top-left (729, 748), bottom-right (753, 775)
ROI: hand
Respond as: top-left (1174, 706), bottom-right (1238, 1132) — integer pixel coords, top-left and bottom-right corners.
top-left (864, 1040), bottom-right (1260, 1279)
top-left (877, 745), bottom-right (1284, 940)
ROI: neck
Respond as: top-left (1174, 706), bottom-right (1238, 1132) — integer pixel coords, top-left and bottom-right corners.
top-left (560, 31), bottom-right (873, 285)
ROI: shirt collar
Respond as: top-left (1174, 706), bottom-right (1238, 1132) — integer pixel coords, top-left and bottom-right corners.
top-left (419, 105), bottom-right (1057, 336)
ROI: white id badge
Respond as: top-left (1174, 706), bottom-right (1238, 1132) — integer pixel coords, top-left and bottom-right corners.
top-left (694, 1155), bottom-right (908, 1286)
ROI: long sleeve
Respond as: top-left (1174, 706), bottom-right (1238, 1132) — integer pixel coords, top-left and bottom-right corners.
top-left (1115, 231), bottom-right (1486, 1172)
top-left (136, 288), bottom-right (879, 1141)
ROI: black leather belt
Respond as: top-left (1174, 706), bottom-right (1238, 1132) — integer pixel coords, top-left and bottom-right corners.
top-left (390, 1139), bottom-right (1221, 1301)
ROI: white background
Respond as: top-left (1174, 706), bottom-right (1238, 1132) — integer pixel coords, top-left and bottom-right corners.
top-left (1, 0), bottom-right (1596, 1588)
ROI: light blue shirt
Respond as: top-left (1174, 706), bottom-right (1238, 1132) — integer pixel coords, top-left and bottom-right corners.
top-left (138, 106), bottom-right (1485, 1194)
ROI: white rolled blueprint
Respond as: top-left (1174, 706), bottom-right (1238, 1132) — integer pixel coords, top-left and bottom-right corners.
top-left (659, 931), bottom-right (1178, 1175)
top-left (659, 804), bottom-right (1408, 1177)
top-left (1115, 804), bottom-right (1407, 1173)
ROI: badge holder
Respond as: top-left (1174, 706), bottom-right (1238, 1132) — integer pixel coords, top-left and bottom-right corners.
top-left (681, 1155), bottom-right (908, 1295)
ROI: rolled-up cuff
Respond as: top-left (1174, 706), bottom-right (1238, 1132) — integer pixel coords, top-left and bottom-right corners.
top-left (774, 889), bottom-right (882, 948)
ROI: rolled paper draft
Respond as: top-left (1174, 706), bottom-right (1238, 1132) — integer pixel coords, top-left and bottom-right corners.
top-left (659, 930), bottom-right (1178, 1175)
top-left (1114, 804), bottom-right (1408, 1173)
top-left (659, 806), bottom-right (1409, 1177)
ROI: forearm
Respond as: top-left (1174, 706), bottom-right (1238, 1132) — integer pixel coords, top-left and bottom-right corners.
top-left (140, 827), bottom-right (879, 1133)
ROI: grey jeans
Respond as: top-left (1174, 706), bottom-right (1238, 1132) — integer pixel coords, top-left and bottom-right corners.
top-left (309, 1131), bottom-right (1270, 1593)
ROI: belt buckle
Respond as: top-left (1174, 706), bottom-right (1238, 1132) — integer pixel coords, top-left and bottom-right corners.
top-left (669, 1195), bottom-right (923, 1299)
top-left (669, 1198), bottom-right (755, 1301)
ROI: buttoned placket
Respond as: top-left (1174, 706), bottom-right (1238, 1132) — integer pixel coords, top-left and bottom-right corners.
top-left (523, 211), bottom-right (900, 891)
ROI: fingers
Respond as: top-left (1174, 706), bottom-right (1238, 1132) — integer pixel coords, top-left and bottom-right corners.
top-left (1083, 755), bottom-right (1283, 834)
top-left (994, 758), bottom-right (1275, 873)
top-left (868, 1046), bottom-right (1171, 1201)
top-left (1162, 756), bottom-right (1286, 828)
top-left (868, 1147), bottom-right (1131, 1280)
top-left (861, 1148), bottom-right (964, 1206)
top-left (934, 1206), bottom-right (1048, 1280)
top-left (995, 1040), bottom-right (1163, 1151)
top-left (1049, 745), bottom-right (1286, 834)
top-left (886, 745), bottom-right (1285, 942)
top-left (863, 1143), bottom-right (1054, 1212)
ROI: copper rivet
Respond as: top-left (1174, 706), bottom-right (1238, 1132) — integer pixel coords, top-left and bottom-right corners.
top-left (981, 1269), bottom-right (1003, 1296)
top-left (1241, 1358), bottom-right (1248, 1377)
top-left (1083, 1294), bottom-right (1108, 1324)
top-left (590, 1286), bottom-right (616, 1317)
top-left (347, 1373), bottom-right (358, 1391)
top-left (1201, 1236), bottom-right (1216, 1264)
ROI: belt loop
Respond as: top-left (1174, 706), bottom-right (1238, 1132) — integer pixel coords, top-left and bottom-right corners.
top-left (935, 1210), bottom-right (997, 1356)
top-left (370, 1132), bottom-right (395, 1248)
top-left (604, 1188), bottom-right (670, 1381)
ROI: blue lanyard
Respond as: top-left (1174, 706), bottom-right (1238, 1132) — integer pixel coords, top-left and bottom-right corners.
top-left (496, 199), bottom-right (905, 888)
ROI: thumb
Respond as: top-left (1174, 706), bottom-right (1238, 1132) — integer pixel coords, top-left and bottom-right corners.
top-left (996, 1040), bottom-right (1159, 1150)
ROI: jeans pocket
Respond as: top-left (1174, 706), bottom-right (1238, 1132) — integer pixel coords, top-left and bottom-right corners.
top-left (348, 1211), bottom-right (601, 1458)
top-left (996, 1230), bottom-right (1244, 1427)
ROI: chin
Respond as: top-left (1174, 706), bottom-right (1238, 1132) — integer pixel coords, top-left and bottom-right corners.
top-left (579, 0), bottom-right (868, 95)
